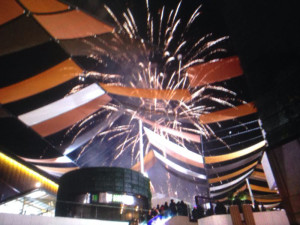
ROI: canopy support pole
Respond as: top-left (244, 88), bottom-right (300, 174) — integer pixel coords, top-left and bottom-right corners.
top-left (139, 120), bottom-right (144, 175)
top-left (246, 178), bottom-right (255, 206)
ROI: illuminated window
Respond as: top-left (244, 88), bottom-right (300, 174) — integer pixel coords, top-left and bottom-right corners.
top-left (91, 194), bottom-right (98, 203)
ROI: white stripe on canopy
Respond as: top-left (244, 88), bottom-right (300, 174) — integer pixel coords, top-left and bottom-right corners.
top-left (144, 127), bottom-right (204, 167)
top-left (210, 183), bottom-right (241, 198)
top-left (209, 169), bottom-right (254, 192)
top-left (19, 83), bottom-right (105, 126)
top-left (153, 150), bottom-right (206, 180)
top-left (20, 156), bottom-right (74, 164)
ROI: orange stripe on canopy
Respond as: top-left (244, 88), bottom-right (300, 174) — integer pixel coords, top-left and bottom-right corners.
top-left (247, 196), bottom-right (281, 203)
top-left (208, 161), bottom-right (258, 183)
top-left (187, 56), bottom-right (243, 87)
top-left (205, 141), bottom-right (266, 164)
top-left (31, 94), bottom-right (111, 137)
top-left (100, 83), bottom-right (192, 102)
top-left (19, 0), bottom-right (68, 13)
top-left (250, 171), bottom-right (266, 181)
top-left (34, 10), bottom-right (113, 39)
top-left (0, 0), bottom-right (24, 25)
top-left (131, 150), bottom-right (157, 172)
top-left (233, 185), bottom-right (247, 197)
top-left (255, 163), bottom-right (263, 170)
top-left (250, 184), bottom-right (278, 193)
top-left (0, 59), bottom-right (83, 104)
top-left (199, 102), bottom-right (257, 124)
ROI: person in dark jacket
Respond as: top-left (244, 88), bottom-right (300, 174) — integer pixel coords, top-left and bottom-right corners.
top-left (215, 201), bottom-right (227, 214)
top-left (169, 199), bottom-right (177, 216)
top-left (196, 204), bottom-right (204, 218)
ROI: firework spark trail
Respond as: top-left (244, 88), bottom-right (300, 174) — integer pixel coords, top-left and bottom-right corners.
top-left (62, 109), bottom-right (111, 146)
top-left (171, 1), bottom-right (182, 27)
top-left (114, 130), bottom-right (135, 158)
top-left (186, 5), bottom-right (202, 31)
top-left (146, 0), bottom-right (151, 40)
top-left (182, 33), bottom-right (212, 61)
top-left (189, 36), bottom-right (230, 61)
top-left (72, 111), bottom-right (119, 160)
top-left (158, 6), bottom-right (165, 46)
top-left (123, 11), bottom-right (135, 37)
top-left (180, 59), bottom-right (205, 71)
top-left (122, 15), bottom-right (134, 38)
top-left (164, 19), bottom-right (181, 52)
top-left (107, 125), bottom-right (132, 141)
top-left (174, 41), bottom-right (186, 56)
top-left (104, 5), bottom-right (122, 32)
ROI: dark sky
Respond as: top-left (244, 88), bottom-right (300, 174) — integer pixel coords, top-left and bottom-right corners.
top-left (63, 0), bottom-right (230, 38)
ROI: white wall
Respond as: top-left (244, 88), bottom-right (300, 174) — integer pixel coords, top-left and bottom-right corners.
top-left (197, 210), bottom-right (290, 225)
top-left (253, 210), bottom-right (290, 225)
top-left (2, 211), bottom-right (288, 225)
top-left (0, 213), bottom-right (128, 225)
top-left (197, 214), bottom-right (233, 225)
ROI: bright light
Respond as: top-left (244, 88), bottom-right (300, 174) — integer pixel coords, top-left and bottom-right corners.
top-left (113, 194), bottom-right (134, 205)
top-left (106, 193), bottom-right (113, 202)
top-left (99, 193), bottom-right (135, 205)
top-left (149, 215), bottom-right (172, 225)
top-left (143, 172), bottom-right (149, 178)
top-left (27, 190), bottom-right (47, 199)
top-left (120, 204), bottom-right (124, 214)
top-left (0, 190), bottom-right (55, 216)
top-left (205, 202), bottom-right (211, 209)
top-left (83, 193), bottom-right (90, 204)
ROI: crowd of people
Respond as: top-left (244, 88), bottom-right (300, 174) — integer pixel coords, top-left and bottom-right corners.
top-left (191, 201), bottom-right (226, 221)
top-left (147, 199), bottom-right (269, 222)
top-left (147, 199), bottom-right (189, 221)
top-left (191, 200), bottom-right (268, 221)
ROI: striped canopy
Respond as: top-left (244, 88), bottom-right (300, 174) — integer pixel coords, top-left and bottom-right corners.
top-left (0, 0), bottom-right (280, 204)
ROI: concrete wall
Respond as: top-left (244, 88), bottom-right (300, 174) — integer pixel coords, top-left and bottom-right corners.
top-left (267, 139), bottom-right (300, 225)
top-left (0, 213), bottom-right (128, 225)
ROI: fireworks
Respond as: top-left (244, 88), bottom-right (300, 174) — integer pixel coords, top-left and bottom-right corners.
top-left (63, 0), bottom-right (236, 169)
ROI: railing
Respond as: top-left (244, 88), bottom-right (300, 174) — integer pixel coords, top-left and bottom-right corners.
top-left (56, 200), bottom-right (149, 225)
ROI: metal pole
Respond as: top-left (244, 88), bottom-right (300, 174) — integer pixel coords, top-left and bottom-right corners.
top-left (139, 120), bottom-right (144, 175)
top-left (21, 197), bottom-right (26, 214)
top-left (246, 178), bottom-right (255, 206)
top-left (200, 134), bottom-right (210, 200)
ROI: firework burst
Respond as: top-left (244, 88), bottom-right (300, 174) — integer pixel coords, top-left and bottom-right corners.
top-left (63, 0), bottom-right (237, 168)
